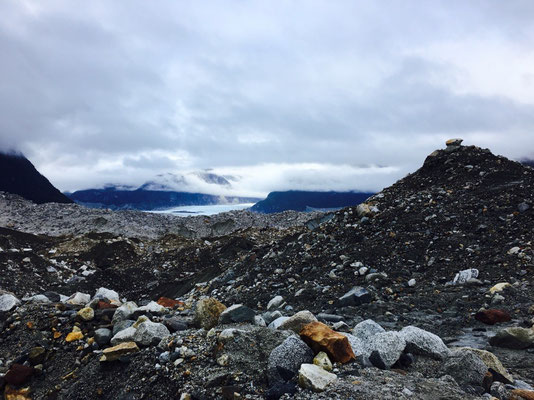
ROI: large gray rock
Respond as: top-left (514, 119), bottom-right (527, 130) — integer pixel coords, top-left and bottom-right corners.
top-left (219, 304), bottom-right (255, 324)
top-left (134, 321), bottom-right (170, 346)
top-left (110, 326), bottom-right (137, 346)
top-left (367, 331), bottom-right (406, 369)
top-left (112, 319), bottom-right (135, 336)
top-left (93, 287), bottom-right (120, 304)
top-left (0, 293), bottom-right (20, 312)
top-left (298, 363), bottom-right (337, 392)
top-left (268, 336), bottom-right (314, 384)
top-left (489, 327), bottom-right (534, 349)
top-left (277, 311), bottom-right (317, 333)
top-left (341, 333), bottom-right (367, 358)
top-left (399, 326), bottom-right (451, 360)
top-left (442, 349), bottom-right (488, 388)
top-left (338, 286), bottom-right (372, 307)
top-left (112, 301), bottom-right (138, 324)
top-left (352, 319), bottom-right (385, 342)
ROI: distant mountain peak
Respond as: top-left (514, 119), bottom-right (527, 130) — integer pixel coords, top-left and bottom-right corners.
top-left (0, 152), bottom-right (73, 204)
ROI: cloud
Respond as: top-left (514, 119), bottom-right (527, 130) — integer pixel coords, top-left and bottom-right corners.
top-left (0, 1), bottom-right (533, 194)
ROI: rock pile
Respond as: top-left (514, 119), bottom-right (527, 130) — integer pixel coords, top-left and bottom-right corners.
top-left (1, 140), bottom-right (533, 399)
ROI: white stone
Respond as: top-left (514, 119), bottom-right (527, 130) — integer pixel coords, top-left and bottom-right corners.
top-left (268, 316), bottom-right (290, 329)
top-left (134, 321), bottom-right (170, 346)
top-left (399, 326), bottom-right (450, 360)
top-left (94, 287), bottom-right (120, 304)
top-left (137, 301), bottom-right (166, 314)
top-left (0, 293), bottom-right (20, 312)
top-left (408, 279), bottom-right (416, 287)
top-left (298, 363), bottom-right (337, 392)
top-left (267, 295), bottom-right (285, 311)
top-left (65, 292), bottom-right (91, 306)
top-left (452, 268), bottom-right (479, 285)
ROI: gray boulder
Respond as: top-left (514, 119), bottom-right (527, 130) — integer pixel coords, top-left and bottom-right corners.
top-left (367, 331), bottom-right (406, 369)
top-left (112, 319), bottom-right (135, 336)
top-left (0, 293), bottom-right (20, 312)
top-left (399, 326), bottom-right (451, 360)
top-left (110, 326), bottom-right (137, 346)
top-left (112, 301), bottom-right (138, 324)
top-left (268, 336), bottom-right (314, 384)
top-left (442, 349), bottom-right (488, 388)
top-left (352, 319), bottom-right (385, 342)
top-left (268, 316), bottom-right (290, 329)
top-left (134, 321), bottom-right (170, 346)
top-left (94, 328), bottom-right (112, 346)
top-left (219, 304), bottom-right (256, 324)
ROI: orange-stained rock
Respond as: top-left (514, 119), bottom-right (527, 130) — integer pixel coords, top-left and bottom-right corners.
top-left (100, 341), bottom-right (140, 362)
top-left (4, 385), bottom-right (32, 400)
top-left (157, 297), bottom-right (184, 309)
top-left (511, 389), bottom-right (534, 400)
top-left (300, 322), bottom-right (355, 363)
top-left (97, 300), bottom-right (118, 310)
top-left (66, 331), bottom-right (84, 342)
top-left (475, 309), bottom-right (511, 325)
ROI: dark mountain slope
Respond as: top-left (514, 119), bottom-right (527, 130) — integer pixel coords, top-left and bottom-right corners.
top-left (250, 190), bottom-right (374, 213)
top-left (0, 152), bottom-right (72, 204)
top-left (67, 187), bottom-right (259, 210)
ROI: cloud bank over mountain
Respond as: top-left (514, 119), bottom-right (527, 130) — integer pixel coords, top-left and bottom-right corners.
top-left (1, 1), bottom-right (533, 195)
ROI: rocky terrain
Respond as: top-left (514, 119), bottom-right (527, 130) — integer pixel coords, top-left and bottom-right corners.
top-left (0, 140), bottom-right (533, 400)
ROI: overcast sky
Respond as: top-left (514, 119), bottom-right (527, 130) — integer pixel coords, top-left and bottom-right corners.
top-left (1, 1), bottom-right (534, 197)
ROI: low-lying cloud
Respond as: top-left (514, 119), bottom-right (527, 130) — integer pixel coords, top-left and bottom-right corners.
top-left (1, 1), bottom-right (533, 195)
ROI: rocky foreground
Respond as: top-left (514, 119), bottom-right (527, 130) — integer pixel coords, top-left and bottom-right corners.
top-left (0, 141), bottom-right (533, 399)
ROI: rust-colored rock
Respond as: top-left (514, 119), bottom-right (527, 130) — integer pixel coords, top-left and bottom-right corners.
top-left (157, 297), bottom-right (184, 309)
top-left (300, 321), bottom-right (355, 363)
top-left (4, 385), bottom-right (31, 400)
top-left (4, 364), bottom-right (34, 386)
top-left (511, 389), bottom-right (534, 400)
top-left (97, 300), bottom-right (118, 310)
top-left (475, 309), bottom-right (511, 325)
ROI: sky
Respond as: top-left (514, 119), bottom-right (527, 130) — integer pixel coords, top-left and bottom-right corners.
top-left (1, 1), bottom-right (534, 197)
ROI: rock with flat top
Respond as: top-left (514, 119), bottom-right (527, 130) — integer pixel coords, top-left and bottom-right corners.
top-left (298, 363), bottom-right (336, 392)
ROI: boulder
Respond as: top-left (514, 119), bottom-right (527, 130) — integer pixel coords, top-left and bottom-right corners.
top-left (219, 304), bottom-right (256, 324)
top-left (300, 321), bottom-right (355, 363)
top-left (133, 321), bottom-right (170, 346)
top-left (268, 336), bottom-right (314, 384)
top-left (460, 347), bottom-right (513, 383)
top-left (95, 328), bottom-right (112, 346)
top-left (110, 326), bottom-right (137, 346)
top-left (194, 298), bottom-right (226, 330)
top-left (298, 363), bottom-right (337, 392)
top-left (4, 364), bottom-right (34, 386)
top-left (0, 293), bottom-right (20, 312)
top-left (100, 341), bottom-right (139, 362)
top-left (351, 319), bottom-right (385, 342)
top-left (136, 301), bottom-right (166, 315)
top-left (113, 319), bottom-right (135, 336)
top-left (442, 349), bottom-right (488, 388)
top-left (341, 333), bottom-right (367, 358)
top-left (475, 309), bottom-right (511, 325)
top-left (338, 286), bottom-right (372, 307)
top-left (366, 331), bottom-right (406, 369)
top-left (278, 310), bottom-right (317, 333)
top-left (399, 326), bottom-right (450, 360)
top-left (489, 327), bottom-right (534, 349)
top-left (112, 301), bottom-right (138, 324)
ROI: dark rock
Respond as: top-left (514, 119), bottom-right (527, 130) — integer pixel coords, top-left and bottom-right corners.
top-left (265, 382), bottom-right (297, 400)
top-left (4, 364), bottom-right (34, 386)
top-left (338, 286), bottom-right (372, 307)
top-left (219, 304), bottom-right (255, 324)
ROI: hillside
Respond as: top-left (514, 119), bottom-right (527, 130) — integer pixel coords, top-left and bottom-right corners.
top-left (0, 152), bottom-right (72, 204)
top-left (250, 190), bottom-right (374, 213)
top-left (0, 141), bottom-right (533, 399)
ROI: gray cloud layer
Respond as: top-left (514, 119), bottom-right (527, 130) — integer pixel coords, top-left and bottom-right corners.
top-left (1, 1), bottom-right (534, 195)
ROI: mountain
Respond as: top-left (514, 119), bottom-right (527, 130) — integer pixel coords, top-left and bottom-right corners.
top-left (250, 190), bottom-right (374, 213)
top-left (0, 152), bottom-right (73, 204)
top-left (67, 187), bottom-right (259, 210)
